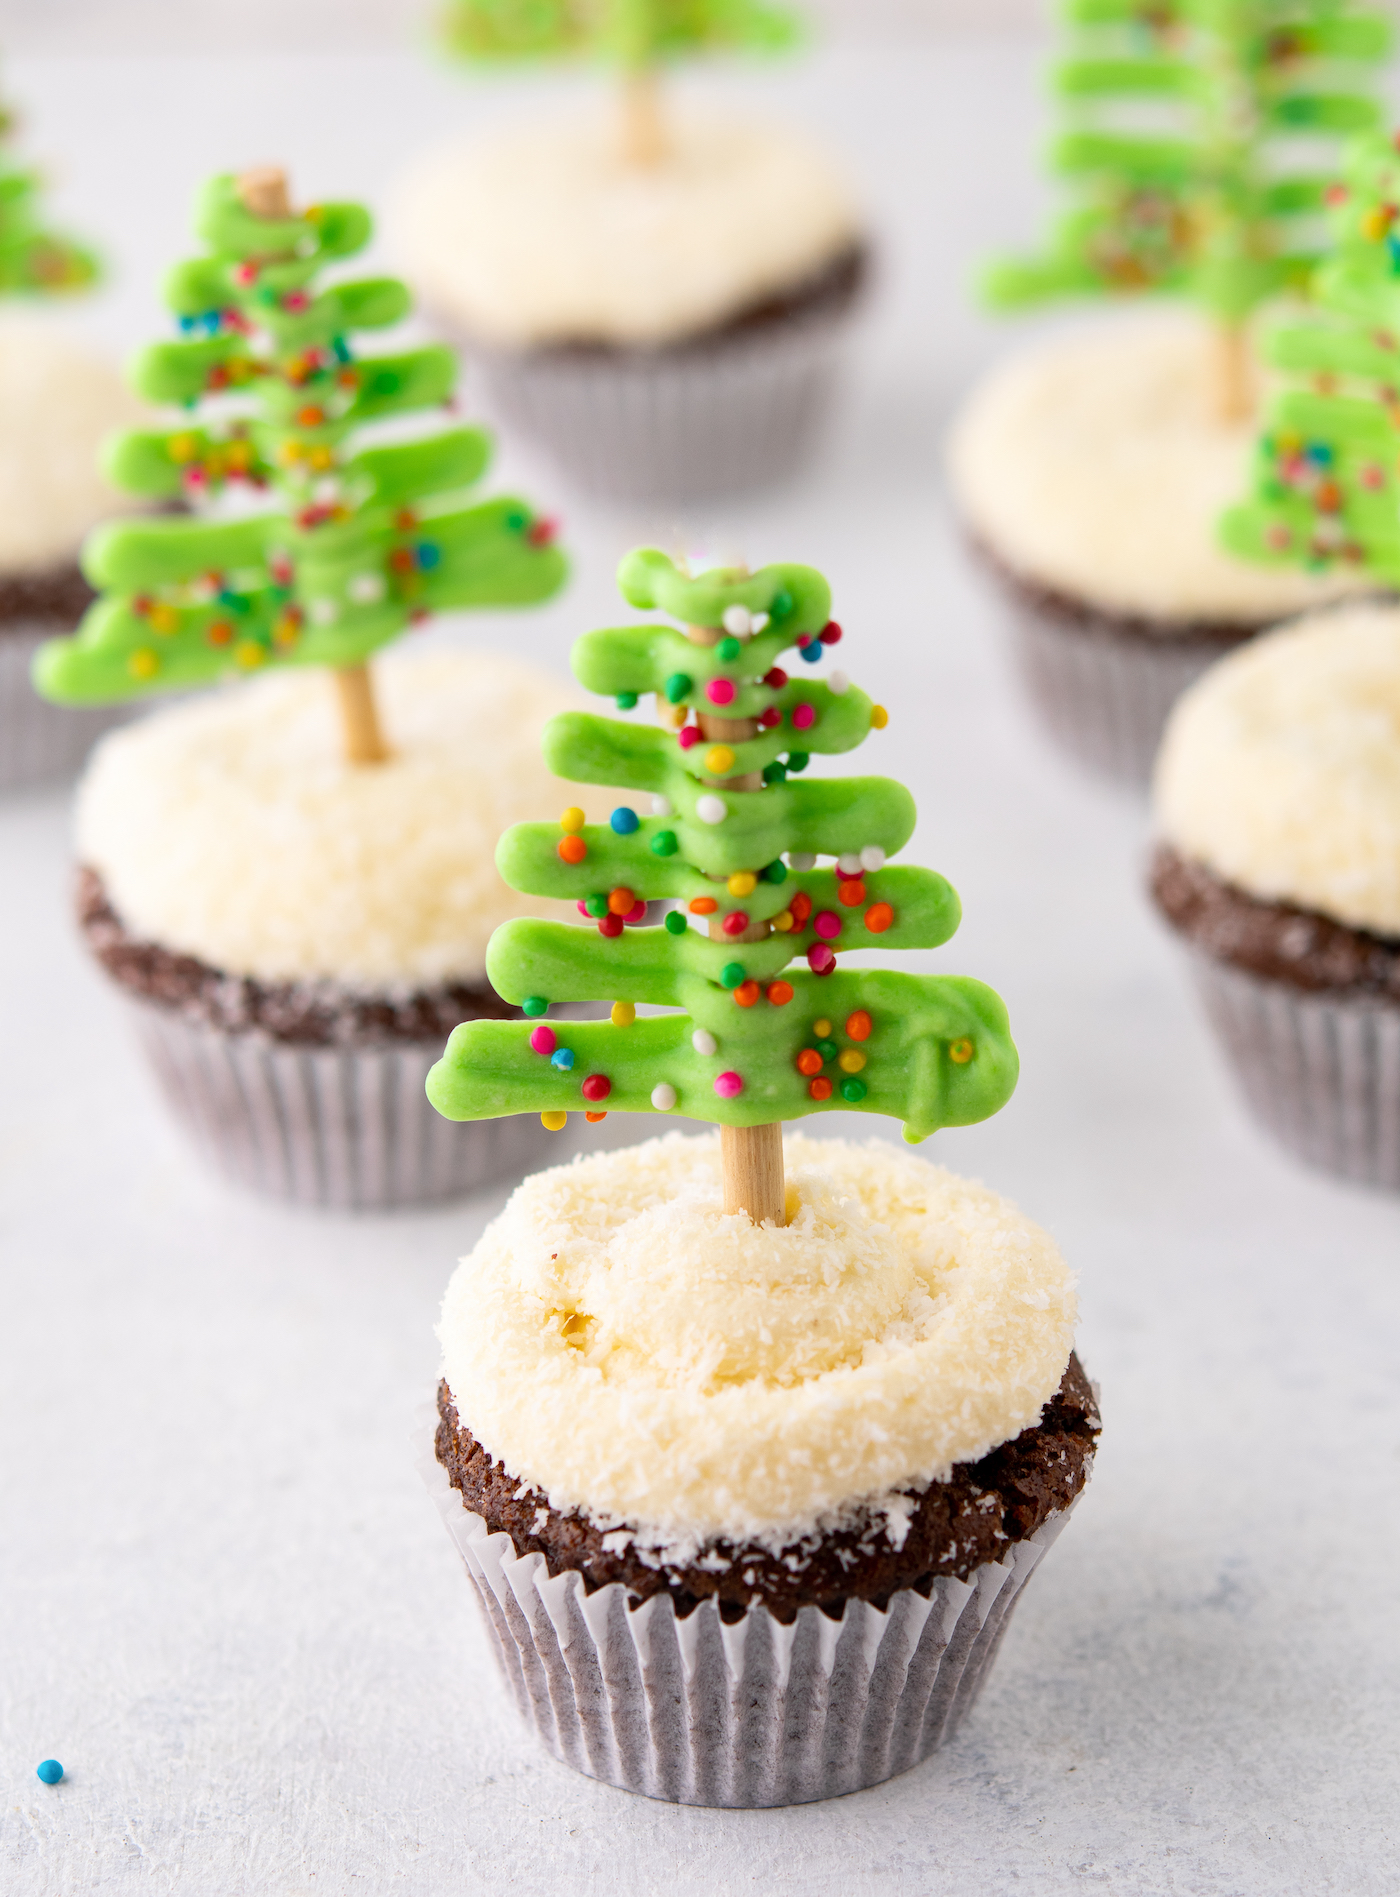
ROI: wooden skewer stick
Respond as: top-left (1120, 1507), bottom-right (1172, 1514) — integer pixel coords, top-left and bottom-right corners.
top-left (1214, 319), bottom-right (1253, 426)
top-left (334, 663), bottom-right (390, 766)
top-left (236, 165), bottom-right (292, 220)
top-left (687, 622), bottom-right (784, 1225)
top-left (620, 66), bottom-right (668, 168)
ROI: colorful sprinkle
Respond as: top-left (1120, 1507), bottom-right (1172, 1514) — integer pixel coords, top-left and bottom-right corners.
top-left (522, 996), bottom-right (548, 1018)
top-left (846, 1010), bottom-right (872, 1041)
top-left (838, 878), bottom-right (866, 907)
top-left (542, 1111), bottom-right (567, 1131)
top-left (815, 1037), bottom-right (839, 1062)
top-left (664, 672), bottom-right (691, 704)
top-left (696, 795), bottom-right (727, 825)
top-left (651, 794), bottom-right (673, 818)
top-left (838, 1049), bottom-right (866, 1073)
top-left (678, 725), bottom-right (700, 750)
top-left (820, 620), bottom-right (842, 645)
top-left (581, 1074), bottom-right (611, 1102)
top-left (714, 1071), bottom-right (744, 1098)
top-left (720, 962), bottom-right (746, 989)
top-left (690, 896), bottom-right (719, 915)
top-left (837, 852), bottom-right (862, 874)
top-left (529, 1025), bottom-right (557, 1055)
top-left (828, 671), bottom-right (850, 696)
top-left (813, 911), bottom-right (842, 941)
top-left (865, 902), bottom-right (894, 933)
top-left (791, 703), bottom-right (816, 731)
top-left (583, 894), bottom-right (608, 918)
top-left (607, 887), bottom-right (636, 915)
top-left (763, 666), bottom-right (788, 689)
top-left (611, 1002), bottom-right (636, 1027)
top-left (664, 912), bottom-right (688, 936)
top-left (561, 807), bottom-right (586, 832)
top-left (651, 831), bottom-right (679, 856)
top-left (762, 762), bottom-right (787, 784)
top-left (789, 891), bottom-right (813, 926)
top-left (761, 859), bottom-right (787, 884)
top-left (860, 846), bottom-right (886, 872)
top-left (718, 636), bottom-right (743, 662)
top-left (610, 806), bottom-right (640, 834)
top-left (840, 1078), bottom-right (868, 1103)
top-left (585, 1110), bottom-right (608, 1123)
top-left (623, 900), bottom-right (647, 924)
top-left (727, 871), bottom-right (757, 897)
top-left (787, 752), bottom-right (810, 772)
top-left (551, 1048), bottom-right (575, 1072)
top-left (796, 1048), bottom-right (823, 1076)
top-left (813, 1020), bottom-right (832, 1037)
top-left (692, 1029), bottom-right (718, 1056)
top-left (706, 745), bottom-right (736, 775)
top-left (798, 640), bottom-right (824, 665)
top-left (721, 911), bottom-right (750, 936)
top-left (773, 909), bottom-right (794, 932)
top-left (36, 1761), bottom-right (63, 1786)
top-left (706, 678), bottom-right (736, 707)
top-left (808, 943), bottom-right (836, 975)
top-left (598, 914), bottom-right (624, 938)
top-left (871, 705), bottom-right (889, 729)
top-left (949, 1038), bottom-right (975, 1065)
top-left (809, 1077), bottom-right (833, 1101)
top-left (767, 980), bottom-right (794, 1005)
top-left (758, 706), bottom-right (783, 730)
top-left (652, 1083), bottom-right (677, 1110)
top-left (616, 692), bottom-right (638, 710)
top-left (789, 854), bottom-right (816, 874)
top-left (558, 835), bottom-right (587, 865)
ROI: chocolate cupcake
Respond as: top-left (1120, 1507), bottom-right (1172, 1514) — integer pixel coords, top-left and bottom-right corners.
top-left (949, 317), bottom-right (1368, 787)
top-left (392, 113), bottom-right (865, 502)
top-left (0, 318), bottom-right (145, 789)
top-left (1151, 602), bottom-right (1400, 1189)
top-left (74, 647), bottom-right (608, 1209)
top-left (425, 1133), bottom-right (1097, 1806)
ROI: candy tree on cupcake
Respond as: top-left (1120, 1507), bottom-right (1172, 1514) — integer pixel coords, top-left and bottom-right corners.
top-left (428, 549), bottom-right (1018, 1223)
top-left (31, 167), bottom-right (565, 763)
top-left (1221, 126), bottom-right (1400, 580)
top-left (985, 1), bottom-right (1391, 422)
top-left (0, 74), bottom-right (98, 292)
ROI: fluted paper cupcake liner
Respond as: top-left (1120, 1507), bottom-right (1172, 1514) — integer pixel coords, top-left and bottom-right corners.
top-left (1000, 595), bottom-right (1245, 789)
top-left (1, 621), bottom-right (132, 792)
top-left (1188, 953), bottom-right (1400, 1191)
top-left (420, 1426), bottom-right (1072, 1808)
top-left (125, 999), bottom-right (556, 1210)
top-left (461, 304), bottom-right (857, 505)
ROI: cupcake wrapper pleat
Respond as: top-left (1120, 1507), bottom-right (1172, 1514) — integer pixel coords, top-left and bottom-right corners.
top-left (419, 1425), bottom-right (1073, 1808)
top-left (123, 998), bottom-right (558, 1209)
top-left (0, 622), bottom-right (133, 792)
top-left (998, 591), bottom-right (1243, 789)
top-left (463, 307), bottom-right (856, 505)
top-left (1188, 953), bottom-right (1400, 1191)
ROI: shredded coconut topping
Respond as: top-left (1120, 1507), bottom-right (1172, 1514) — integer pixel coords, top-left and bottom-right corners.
top-left (76, 647), bottom-right (596, 986)
top-left (438, 1134), bottom-right (1078, 1559)
top-left (948, 315), bottom-right (1365, 625)
top-left (1154, 602), bottom-right (1400, 936)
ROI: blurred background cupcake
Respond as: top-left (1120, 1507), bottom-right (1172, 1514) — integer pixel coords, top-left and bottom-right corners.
top-left (949, 0), bottom-right (1391, 788)
top-left (392, 0), bottom-right (867, 503)
top-left (0, 71), bottom-right (144, 791)
top-left (1150, 603), bottom-right (1400, 1192)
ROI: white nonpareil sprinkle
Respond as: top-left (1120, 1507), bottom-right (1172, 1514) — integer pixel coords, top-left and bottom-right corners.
top-left (696, 794), bottom-right (727, 825)
top-left (828, 669), bottom-right (850, 695)
top-left (789, 851), bottom-right (816, 871)
top-left (651, 1082), bottom-right (678, 1111)
top-left (651, 794), bottom-right (673, 818)
top-left (692, 1029), bottom-right (717, 1057)
top-left (837, 852), bottom-right (862, 875)
top-left (308, 598), bottom-right (340, 626)
top-left (860, 845), bottom-right (886, 872)
top-left (348, 572), bottom-right (386, 603)
top-left (722, 605), bottom-right (753, 637)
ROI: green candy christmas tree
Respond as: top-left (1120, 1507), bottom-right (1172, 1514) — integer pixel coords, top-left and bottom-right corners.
top-left (986, 1), bottom-right (1392, 418)
top-left (1221, 126), bottom-right (1400, 581)
top-left (32, 167), bottom-right (565, 761)
top-left (441, 0), bottom-right (799, 165)
top-left (0, 76), bottom-right (97, 293)
top-left (427, 549), bottom-right (1018, 1224)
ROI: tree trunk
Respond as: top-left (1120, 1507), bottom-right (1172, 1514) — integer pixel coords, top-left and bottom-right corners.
top-left (620, 67), bottom-right (667, 167)
top-left (1214, 320), bottom-right (1253, 426)
top-left (333, 662), bottom-right (389, 766)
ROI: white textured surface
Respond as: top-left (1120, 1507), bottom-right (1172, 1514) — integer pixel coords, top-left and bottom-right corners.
top-left (439, 1133), bottom-right (1078, 1554)
top-left (393, 112), bottom-right (861, 347)
top-left (1155, 603), bottom-right (1400, 935)
top-left (2, 43), bottom-right (1399, 1897)
top-left (948, 315), bottom-right (1364, 625)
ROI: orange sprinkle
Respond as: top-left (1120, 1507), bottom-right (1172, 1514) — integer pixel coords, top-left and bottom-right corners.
top-left (949, 1038), bottom-right (974, 1065)
top-left (585, 1110), bottom-right (609, 1122)
top-left (796, 1049), bottom-right (823, 1077)
top-left (809, 1077), bottom-right (833, 1102)
top-left (734, 980), bottom-right (761, 1007)
top-left (838, 878), bottom-right (866, 907)
top-left (846, 1009), bottom-right (873, 1042)
top-left (558, 836), bottom-right (587, 865)
top-left (607, 887), bottom-right (636, 915)
top-left (865, 902), bottom-right (894, 934)
top-left (766, 981), bottom-right (794, 1006)
top-left (789, 892), bottom-right (813, 926)
top-left (689, 896), bottom-right (719, 915)
top-left (296, 405), bottom-right (325, 427)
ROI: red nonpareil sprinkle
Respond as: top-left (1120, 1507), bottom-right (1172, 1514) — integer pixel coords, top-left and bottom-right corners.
top-left (763, 667), bottom-right (788, 689)
top-left (789, 891), bottom-right (813, 926)
top-left (598, 914), bottom-right (624, 938)
top-left (819, 621), bottom-right (842, 645)
top-left (758, 707), bottom-right (783, 730)
top-left (527, 516), bottom-right (558, 547)
top-left (721, 911), bottom-right (750, 936)
top-left (580, 1075), bottom-right (611, 1102)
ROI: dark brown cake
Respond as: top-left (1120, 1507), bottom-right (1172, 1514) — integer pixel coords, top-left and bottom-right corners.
top-left (436, 1354), bottom-right (1099, 1625)
top-left (76, 864), bottom-right (520, 1047)
top-left (1151, 843), bottom-right (1400, 999)
top-left (0, 560), bottom-right (94, 632)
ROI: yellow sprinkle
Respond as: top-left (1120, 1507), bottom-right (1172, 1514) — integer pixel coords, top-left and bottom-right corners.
top-left (839, 1050), bottom-right (866, 1074)
top-left (706, 745), bottom-right (736, 775)
top-left (234, 639), bottom-right (266, 669)
top-left (773, 910), bottom-right (794, 932)
top-left (308, 445), bottom-right (334, 471)
top-left (128, 647), bottom-right (160, 680)
top-left (541, 1110), bottom-right (568, 1131)
top-left (611, 1001), bottom-right (636, 1027)
top-left (148, 603), bottom-right (179, 635)
top-left (949, 1038), bottom-right (975, 1065)
top-left (669, 705), bottom-right (688, 729)
top-left (813, 1019), bottom-right (832, 1038)
top-left (871, 704), bottom-right (889, 729)
top-left (560, 807), bottom-right (586, 833)
top-left (169, 433), bottom-right (199, 465)
top-left (727, 871), bottom-right (757, 897)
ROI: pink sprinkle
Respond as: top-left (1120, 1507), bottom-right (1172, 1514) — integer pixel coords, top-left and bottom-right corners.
top-left (284, 290), bottom-right (310, 313)
top-left (791, 703), bottom-right (816, 731)
top-left (623, 900), bottom-right (647, 924)
top-left (576, 901), bottom-right (591, 917)
top-left (706, 678), bottom-right (736, 707)
top-left (807, 943), bottom-right (836, 975)
top-left (678, 725), bottom-right (699, 750)
top-left (714, 1071), bottom-right (743, 1098)
top-left (529, 1025), bottom-right (557, 1056)
top-left (813, 910), bottom-right (841, 941)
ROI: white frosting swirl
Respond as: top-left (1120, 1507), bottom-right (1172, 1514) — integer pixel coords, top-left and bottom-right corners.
top-left (0, 317), bottom-right (145, 576)
top-left (76, 647), bottom-right (600, 987)
top-left (438, 1133), bottom-right (1079, 1557)
top-left (1154, 602), bottom-right (1400, 935)
top-left (948, 316), bottom-right (1364, 626)
top-left (391, 111), bottom-right (861, 349)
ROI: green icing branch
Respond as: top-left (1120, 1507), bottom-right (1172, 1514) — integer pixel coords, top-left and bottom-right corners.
top-left (32, 170), bottom-right (565, 710)
top-left (440, 0), bottom-right (800, 67)
top-left (427, 551), bottom-right (1019, 1148)
top-left (1222, 127), bottom-right (1400, 584)
top-left (985, 2), bottom-right (1392, 324)
top-left (0, 78), bottom-right (98, 294)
